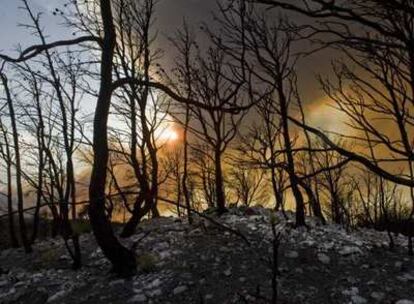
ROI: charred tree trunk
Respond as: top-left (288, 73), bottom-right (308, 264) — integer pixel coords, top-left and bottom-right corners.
top-left (31, 150), bottom-right (43, 244)
top-left (120, 126), bottom-right (156, 237)
top-left (141, 21), bottom-right (159, 219)
top-left (1, 74), bottom-right (32, 253)
top-left (88, 0), bottom-right (136, 277)
top-left (182, 107), bottom-right (193, 223)
top-left (0, 123), bottom-right (19, 248)
top-left (299, 180), bottom-right (326, 225)
top-left (277, 83), bottom-right (305, 227)
top-left (50, 204), bottom-right (60, 238)
top-left (31, 97), bottom-right (45, 244)
top-left (149, 152), bottom-right (159, 218)
top-left (270, 168), bottom-right (283, 212)
top-left (6, 163), bottom-right (19, 248)
top-left (120, 190), bottom-right (154, 237)
top-left (298, 97), bottom-right (325, 225)
top-left (331, 191), bottom-right (342, 225)
top-left (70, 164), bottom-right (81, 269)
top-left (214, 147), bottom-right (227, 215)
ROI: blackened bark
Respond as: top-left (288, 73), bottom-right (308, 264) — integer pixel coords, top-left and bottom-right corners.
top-left (183, 107), bottom-right (193, 224)
top-left (7, 163), bottom-right (18, 248)
top-left (214, 148), bottom-right (227, 215)
top-left (300, 181), bottom-right (326, 225)
top-left (270, 168), bottom-right (283, 212)
top-left (88, 0), bottom-right (136, 277)
top-left (50, 205), bottom-right (59, 238)
top-left (31, 86), bottom-right (45, 244)
top-left (0, 124), bottom-right (19, 247)
top-left (1, 74), bottom-right (32, 253)
top-left (277, 83), bottom-right (305, 226)
top-left (120, 195), bottom-right (148, 237)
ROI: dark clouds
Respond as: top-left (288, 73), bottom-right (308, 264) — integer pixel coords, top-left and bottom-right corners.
top-left (154, 1), bottom-right (336, 105)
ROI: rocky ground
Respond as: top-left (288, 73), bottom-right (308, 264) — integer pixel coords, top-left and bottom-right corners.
top-left (0, 208), bottom-right (413, 304)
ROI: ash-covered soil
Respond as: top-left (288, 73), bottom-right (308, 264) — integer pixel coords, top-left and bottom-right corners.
top-left (0, 208), bottom-right (413, 304)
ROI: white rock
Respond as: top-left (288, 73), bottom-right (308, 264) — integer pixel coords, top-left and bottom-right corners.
top-left (31, 273), bottom-right (44, 279)
top-left (156, 242), bottom-right (170, 250)
top-left (285, 251), bottom-right (299, 259)
top-left (223, 268), bottom-right (232, 277)
top-left (370, 291), bottom-right (385, 301)
top-left (47, 290), bottom-right (67, 302)
top-left (247, 223), bottom-right (258, 231)
top-left (317, 253), bottom-right (330, 264)
top-left (59, 254), bottom-right (70, 261)
top-left (342, 287), bottom-right (359, 296)
top-left (128, 294), bottom-right (147, 303)
top-left (148, 278), bottom-right (161, 289)
top-left (403, 273), bottom-right (414, 281)
top-left (158, 251), bottom-right (171, 259)
top-left (397, 273), bottom-right (414, 282)
top-left (14, 281), bottom-right (26, 288)
top-left (109, 279), bottom-right (125, 286)
top-left (339, 246), bottom-right (362, 256)
top-left (147, 288), bottom-right (162, 297)
top-left (351, 295), bottom-right (367, 304)
top-left (173, 285), bottom-right (188, 295)
top-left (188, 228), bottom-right (202, 236)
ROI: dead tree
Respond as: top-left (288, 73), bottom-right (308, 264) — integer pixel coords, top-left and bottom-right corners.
top-left (9, 1), bottom-right (85, 267)
top-left (160, 147), bottom-right (185, 216)
top-left (191, 144), bottom-right (218, 210)
top-left (86, 0), bottom-right (138, 275)
top-left (167, 21), bottom-right (197, 223)
top-left (242, 15), bottom-right (307, 226)
top-left (352, 170), bottom-right (400, 249)
top-left (0, 73), bottom-right (32, 253)
top-left (110, 0), bottom-right (163, 237)
top-left (253, 0), bottom-right (414, 252)
top-left (0, 116), bottom-right (19, 248)
top-left (314, 140), bottom-right (349, 224)
top-left (171, 43), bottom-right (247, 214)
top-left (228, 164), bottom-right (269, 207)
top-left (12, 64), bottom-right (47, 244)
top-left (238, 96), bottom-right (288, 212)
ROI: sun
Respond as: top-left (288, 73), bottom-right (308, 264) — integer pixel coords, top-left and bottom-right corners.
top-left (158, 127), bottom-right (179, 142)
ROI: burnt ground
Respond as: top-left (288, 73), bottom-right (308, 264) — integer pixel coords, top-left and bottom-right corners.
top-left (0, 208), bottom-right (413, 304)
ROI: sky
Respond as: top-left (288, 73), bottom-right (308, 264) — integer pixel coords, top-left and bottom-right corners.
top-left (0, 0), bottom-right (390, 138)
top-left (0, 0), bottom-right (342, 130)
top-left (0, 0), bottom-right (213, 54)
top-left (0, 0), bottom-right (65, 54)
top-left (0, 0), bottom-right (221, 106)
top-left (0, 0), bottom-right (351, 180)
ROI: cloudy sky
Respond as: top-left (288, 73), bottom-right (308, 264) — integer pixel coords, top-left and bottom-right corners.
top-left (0, 0), bottom-right (337, 119)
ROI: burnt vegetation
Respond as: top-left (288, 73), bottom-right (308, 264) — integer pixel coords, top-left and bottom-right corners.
top-left (0, 0), bottom-right (414, 303)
